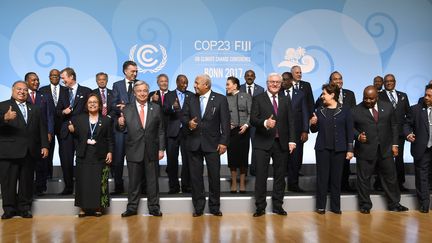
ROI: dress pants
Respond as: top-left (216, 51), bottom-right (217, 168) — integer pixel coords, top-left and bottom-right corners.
top-left (126, 157), bottom-right (160, 213)
top-left (254, 140), bottom-right (288, 211)
top-left (394, 136), bottom-right (406, 186)
top-left (112, 129), bottom-right (126, 191)
top-left (166, 133), bottom-right (190, 191)
top-left (357, 146), bottom-right (401, 209)
top-left (0, 155), bottom-right (34, 214)
top-left (287, 141), bottom-right (304, 187)
top-left (315, 149), bottom-right (345, 211)
top-left (58, 133), bottom-right (77, 191)
top-left (188, 149), bottom-right (221, 214)
top-left (414, 147), bottom-right (432, 208)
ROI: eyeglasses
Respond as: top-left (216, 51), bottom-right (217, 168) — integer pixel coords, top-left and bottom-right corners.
top-left (267, 81), bottom-right (281, 84)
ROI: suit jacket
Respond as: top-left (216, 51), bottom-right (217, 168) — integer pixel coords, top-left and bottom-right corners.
top-left (314, 88), bottom-right (356, 110)
top-left (294, 80), bottom-right (315, 118)
top-left (240, 83), bottom-right (265, 97)
top-left (111, 79), bottom-right (136, 116)
top-left (352, 100), bottom-right (398, 160)
top-left (40, 84), bottom-right (68, 134)
top-left (71, 113), bottom-right (113, 160)
top-left (310, 104), bottom-right (354, 152)
top-left (149, 90), bottom-right (169, 129)
top-left (0, 99), bottom-right (49, 159)
top-left (163, 89), bottom-right (193, 138)
top-left (280, 88), bottom-right (309, 138)
top-left (403, 103), bottom-right (430, 160)
top-left (27, 90), bottom-right (54, 135)
top-left (92, 88), bottom-right (116, 119)
top-left (250, 92), bottom-right (296, 151)
top-left (56, 84), bottom-right (92, 138)
top-left (226, 91), bottom-right (252, 127)
top-left (119, 101), bottom-right (165, 162)
top-left (181, 91), bottom-right (230, 152)
top-left (379, 90), bottom-right (410, 136)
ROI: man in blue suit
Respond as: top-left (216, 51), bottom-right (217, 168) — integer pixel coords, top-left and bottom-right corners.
top-left (25, 72), bottom-right (54, 196)
top-left (281, 72), bottom-right (309, 192)
top-left (404, 83), bottom-right (432, 213)
top-left (240, 70), bottom-right (264, 176)
top-left (110, 61), bottom-right (138, 194)
top-left (57, 67), bottom-right (92, 195)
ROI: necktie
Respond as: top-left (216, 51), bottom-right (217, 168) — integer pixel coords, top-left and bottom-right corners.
top-left (339, 91), bottom-right (344, 104)
top-left (139, 104), bottom-right (145, 128)
top-left (272, 95), bottom-right (279, 137)
top-left (161, 91), bottom-right (165, 105)
top-left (31, 91), bottom-right (36, 104)
top-left (178, 91), bottom-right (184, 108)
top-left (389, 91), bottom-right (397, 108)
top-left (53, 85), bottom-right (58, 106)
top-left (295, 83), bottom-right (299, 90)
top-left (127, 81), bottom-right (133, 102)
top-left (69, 88), bottom-right (75, 106)
top-left (372, 107), bottom-right (379, 123)
top-left (19, 103), bottom-right (27, 123)
top-left (101, 89), bottom-right (107, 116)
top-left (428, 108), bottom-right (432, 148)
top-left (247, 86), bottom-right (252, 96)
top-left (200, 96), bottom-right (205, 118)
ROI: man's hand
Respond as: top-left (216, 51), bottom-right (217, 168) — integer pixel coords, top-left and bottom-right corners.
top-left (309, 112), bottom-right (317, 125)
top-left (63, 106), bottom-right (72, 115)
top-left (217, 144), bottom-right (227, 155)
top-left (358, 132), bottom-right (367, 143)
top-left (238, 124), bottom-right (248, 134)
top-left (105, 152), bottom-right (112, 164)
top-left (152, 92), bottom-right (159, 102)
top-left (392, 145), bottom-right (399, 157)
top-left (300, 132), bottom-right (308, 143)
top-left (173, 98), bottom-right (180, 110)
top-left (41, 148), bottom-right (49, 159)
top-left (118, 112), bottom-right (125, 127)
top-left (67, 121), bottom-right (75, 133)
top-left (289, 143), bottom-right (296, 154)
top-left (189, 117), bottom-right (198, 130)
top-left (266, 114), bottom-right (276, 129)
top-left (346, 152), bottom-right (354, 160)
top-left (407, 133), bottom-right (415, 142)
top-left (4, 106), bottom-right (17, 121)
top-left (158, 150), bottom-right (165, 160)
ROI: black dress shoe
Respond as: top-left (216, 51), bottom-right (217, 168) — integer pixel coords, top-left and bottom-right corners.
top-left (399, 185), bottom-right (409, 192)
top-left (168, 189), bottom-right (180, 194)
top-left (419, 206), bottom-right (429, 213)
top-left (360, 208), bottom-right (370, 214)
top-left (211, 211), bottom-right (223, 216)
top-left (149, 210), bottom-right (163, 217)
top-left (288, 185), bottom-right (305, 193)
top-left (21, 210), bottom-right (33, 218)
top-left (341, 185), bottom-right (356, 193)
top-left (388, 204), bottom-right (409, 212)
top-left (272, 209), bottom-right (287, 216)
top-left (35, 190), bottom-right (45, 197)
top-left (253, 210), bottom-right (265, 217)
top-left (316, 209), bottom-right (326, 214)
top-left (192, 212), bottom-right (203, 217)
top-left (331, 210), bottom-right (342, 214)
top-left (1, 212), bottom-right (15, 219)
top-left (181, 188), bottom-right (192, 193)
top-left (121, 210), bottom-right (137, 217)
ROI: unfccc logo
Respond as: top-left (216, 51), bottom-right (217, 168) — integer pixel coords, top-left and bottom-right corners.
top-left (129, 44), bottom-right (168, 73)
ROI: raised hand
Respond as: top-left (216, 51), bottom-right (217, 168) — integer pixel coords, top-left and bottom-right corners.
top-left (189, 116), bottom-right (198, 130)
top-left (152, 92), bottom-right (159, 102)
top-left (309, 112), bottom-right (318, 125)
top-left (118, 112), bottom-right (125, 127)
top-left (266, 114), bottom-right (276, 129)
top-left (407, 133), bottom-right (416, 142)
top-left (358, 132), bottom-right (367, 143)
top-left (4, 106), bottom-right (17, 121)
top-left (173, 97), bottom-right (180, 110)
top-left (67, 121), bottom-right (75, 133)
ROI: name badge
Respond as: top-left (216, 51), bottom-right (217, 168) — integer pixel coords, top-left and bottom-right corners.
top-left (87, 139), bottom-right (97, 145)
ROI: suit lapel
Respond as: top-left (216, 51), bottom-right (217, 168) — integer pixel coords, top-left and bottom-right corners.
top-left (422, 107), bottom-right (429, 131)
top-left (145, 102), bottom-right (154, 129)
top-left (10, 100), bottom-right (26, 125)
top-left (203, 92), bottom-right (215, 119)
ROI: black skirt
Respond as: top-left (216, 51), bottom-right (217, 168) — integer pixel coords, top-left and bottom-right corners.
top-left (227, 127), bottom-right (250, 169)
top-left (74, 145), bottom-right (110, 209)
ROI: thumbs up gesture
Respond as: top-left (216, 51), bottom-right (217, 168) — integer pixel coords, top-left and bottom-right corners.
top-left (118, 112), bottom-right (125, 127)
top-left (189, 116), bottom-right (198, 130)
top-left (359, 132), bottom-right (367, 143)
top-left (173, 97), bottom-right (180, 110)
top-left (266, 114), bottom-right (276, 129)
top-left (68, 121), bottom-right (75, 133)
top-left (4, 106), bottom-right (17, 121)
top-left (309, 112), bottom-right (318, 125)
top-left (152, 92), bottom-right (159, 102)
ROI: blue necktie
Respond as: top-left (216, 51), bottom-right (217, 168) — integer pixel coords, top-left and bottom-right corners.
top-left (200, 96), bottom-right (205, 118)
top-left (69, 88), bottom-right (75, 106)
top-left (389, 91), bottom-right (397, 108)
top-left (19, 103), bottom-right (27, 123)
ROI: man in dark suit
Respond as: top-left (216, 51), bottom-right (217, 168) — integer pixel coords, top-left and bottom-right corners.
top-left (291, 66), bottom-right (314, 117)
top-left (373, 76), bottom-right (384, 92)
top-left (182, 74), bottom-right (230, 217)
top-left (281, 72), bottom-right (309, 192)
top-left (111, 61), bottom-right (138, 194)
top-left (404, 83), bottom-right (432, 213)
top-left (0, 81), bottom-right (49, 219)
top-left (57, 67), bottom-right (92, 195)
top-left (93, 72), bottom-right (115, 119)
top-left (149, 73), bottom-right (169, 107)
top-left (379, 74), bottom-right (410, 191)
top-left (353, 86), bottom-right (408, 213)
top-left (328, 71), bottom-right (356, 192)
top-left (25, 72), bottom-right (54, 196)
top-left (239, 70), bottom-right (265, 176)
top-left (39, 69), bottom-right (68, 179)
top-left (119, 81), bottom-right (165, 217)
top-left (251, 73), bottom-right (296, 217)
top-left (163, 74), bottom-right (193, 194)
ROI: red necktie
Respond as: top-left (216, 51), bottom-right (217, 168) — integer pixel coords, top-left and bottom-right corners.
top-left (272, 95), bottom-right (279, 137)
top-left (31, 91), bottom-right (36, 104)
top-left (372, 108), bottom-right (379, 123)
top-left (101, 89), bottom-right (107, 116)
top-left (161, 91), bottom-right (165, 105)
top-left (139, 104), bottom-right (145, 128)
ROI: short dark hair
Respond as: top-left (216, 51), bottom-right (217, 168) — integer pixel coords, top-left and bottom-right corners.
top-left (322, 83), bottom-right (340, 102)
top-left (61, 67), bottom-right (76, 80)
top-left (329, 71), bottom-right (342, 82)
top-left (425, 83), bottom-right (432, 91)
top-left (227, 76), bottom-right (240, 90)
top-left (122, 61), bottom-right (137, 74)
top-left (24, 72), bottom-right (38, 82)
top-left (282, 72), bottom-right (293, 81)
top-left (176, 74), bottom-right (187, 82)
top-left (96, 72), bottom-right (108, 79)
top-left (84, 93), bottom-right (102, 113)
top-left (157, 73), bottom-right (169, 82)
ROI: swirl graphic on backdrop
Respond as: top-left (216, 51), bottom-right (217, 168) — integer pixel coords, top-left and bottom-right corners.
top-left (365, 13), bottom-right (398, 70)
top-left (303, 45), bottom-right (335, 74)
top-left (277, 47), bottom-right (316, 73)
top-left (137, 18), bottom-right (172, 51)
top-left (250, 40), bottom-right (273, 71)
top-left (34, 41), bottom-right (70, 68)
top-left (129, 44), bottom-right (168, 73)
top-left (9, 7), bottom-right (118, 84)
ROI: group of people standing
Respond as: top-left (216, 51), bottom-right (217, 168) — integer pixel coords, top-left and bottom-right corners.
top-left (1, 60), bottom-right (430, 220)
